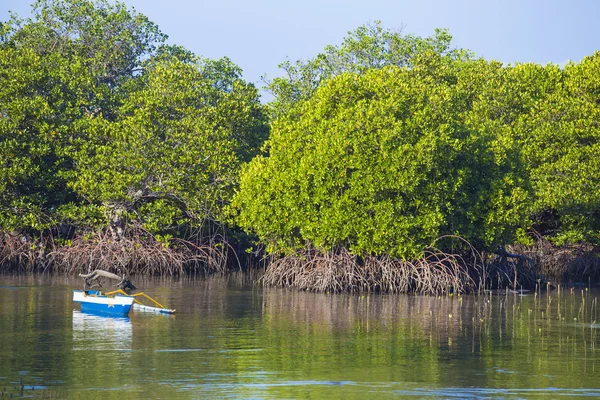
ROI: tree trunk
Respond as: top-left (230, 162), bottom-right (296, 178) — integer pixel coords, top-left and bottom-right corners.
top-left (104, 202), bottom-right (127, 241)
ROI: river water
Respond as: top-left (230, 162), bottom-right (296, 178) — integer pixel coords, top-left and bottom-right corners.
top-left (0, 274), bottom-right (599, 399)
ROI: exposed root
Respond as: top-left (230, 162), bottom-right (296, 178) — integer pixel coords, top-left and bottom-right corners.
top-left (484, 250), bottom-right (538, 290)
top-left (0, 229), bottom-right (236, 276)
top-left (0, 233), bottom-right (40, 272)
top-left (262, 244), bottom-right (479, 295)
top-left (508, 233), bottom-right (600, 284)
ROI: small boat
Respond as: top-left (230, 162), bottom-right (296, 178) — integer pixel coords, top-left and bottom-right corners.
top-left (73, 270), bottom-right (176, 316)
top-left (73, 289), bottom-right (135, 316)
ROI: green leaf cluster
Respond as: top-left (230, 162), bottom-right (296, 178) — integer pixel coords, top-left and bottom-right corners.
top-left (265, 21), bottom-right (472, 117)
top-left (518, 55), bottom-right (600, 244)
top-left (235, 50), bottom-right (600, 258)
top-left (2, 1), bottom-right (599, 260)
top-left (236, 55), bottom-right (528, 258)
top-left (0, 0), bottom-right (267, 237)
top-left (65, 55), bottom-right (267, 234)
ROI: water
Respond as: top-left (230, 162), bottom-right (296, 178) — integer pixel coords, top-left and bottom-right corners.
top-left (0, 275), bottom-right (599, 399)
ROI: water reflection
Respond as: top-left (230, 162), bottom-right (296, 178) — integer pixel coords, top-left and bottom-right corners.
top-left (0, 275), bottom-right (599, 399)
top-left (258, 288), bottom-right (600, 395)
top-left (72, 310), bottom-right (132, 351)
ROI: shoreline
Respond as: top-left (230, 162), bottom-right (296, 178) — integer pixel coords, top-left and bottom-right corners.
top-left (1, 233), bottom-right (598, 294)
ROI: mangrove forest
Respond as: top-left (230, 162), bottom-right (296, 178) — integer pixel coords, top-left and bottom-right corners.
top-left (2, 0), bottom-right (600, 293)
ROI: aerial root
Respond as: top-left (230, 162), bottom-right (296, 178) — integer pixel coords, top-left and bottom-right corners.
top-left (261, 246), bottom-right (479, 295)
top-left (0, 229), bottom-right (237, 276)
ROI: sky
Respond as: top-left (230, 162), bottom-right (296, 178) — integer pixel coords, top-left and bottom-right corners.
top-left (2, 0), bottom-right (599, 97)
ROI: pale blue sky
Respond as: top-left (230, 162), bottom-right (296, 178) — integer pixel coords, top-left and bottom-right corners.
top-left (2, 0), bottom-right (599, 95)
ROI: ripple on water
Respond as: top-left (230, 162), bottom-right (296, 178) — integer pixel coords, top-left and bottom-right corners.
top-left (395, 387), bottom-right (600, 398)
top-left (154, 348), bottom-right (205, 353)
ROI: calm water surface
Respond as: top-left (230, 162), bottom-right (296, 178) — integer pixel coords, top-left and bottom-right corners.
top-left (0, 274), bottom-right (599, 399)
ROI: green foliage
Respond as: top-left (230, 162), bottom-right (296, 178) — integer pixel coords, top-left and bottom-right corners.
top-left (2, 0), bottom-right (599, 261)
top-left (0, 44), bottom-right (69, 232)
top-left (65, 55), bottom-right (267, 234)
top-left (0, 0), bottom-right (267, 238)
top-left (0, 0), bottom-right (166, 233)
top-left (265, 21), bottom-right (471, 116)
top-left (462, 56), bottom-right (600, 245)
top-left (235, 55), bottom-right (531, 258)
top-left (519, 54), bottom-right (600, 244)
top-left (17, 0), bottom-right (165, 84)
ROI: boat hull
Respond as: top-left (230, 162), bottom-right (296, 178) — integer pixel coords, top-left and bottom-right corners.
top-left (73, 290), bottom-right (134, 316)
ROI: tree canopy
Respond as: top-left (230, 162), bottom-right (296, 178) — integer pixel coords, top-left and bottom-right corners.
top-left (265, 21), bottom-right (471, 116)
top-left (0, 0), bottom-right (268, 240)
top-left (520, 54), bottom-right (600, 244)
top-left (66, 55), bottom-right (266, 239)
top-left (2, 0), bottom-right (599, 266)
top-left (235, 55), bottom-right (534, 259)
top-left (236, 44), bottom-right (600, 258)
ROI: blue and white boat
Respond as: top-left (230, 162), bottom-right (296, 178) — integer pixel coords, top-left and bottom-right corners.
top-left (73, 270), bottom-right (176, 316)
top-left (73, 290), bottom-right (135, 316)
